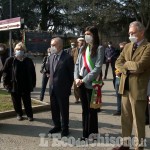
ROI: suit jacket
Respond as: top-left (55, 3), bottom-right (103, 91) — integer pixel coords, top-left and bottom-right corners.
top-left (105, 46), bottom-right (117, 62)
top-left (74, 45), bottom-right (104, 89)
top-left (147, 80), bottom-right (150, 96)
top-left (71, 47), bottom-right (79, 64)
top-left (115, 39), bottom-right (150, 100)
top-left (40, 56), bottom-right (49, 73)
top-left (48, 50), bottom-right (74, 96)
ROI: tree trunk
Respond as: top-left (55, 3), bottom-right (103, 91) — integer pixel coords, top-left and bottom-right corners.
top-left (40, 0), bottom-right (48, 31)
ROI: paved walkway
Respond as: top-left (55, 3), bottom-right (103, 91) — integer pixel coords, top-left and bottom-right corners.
top-left (0, 57), bottom-right (150, 150)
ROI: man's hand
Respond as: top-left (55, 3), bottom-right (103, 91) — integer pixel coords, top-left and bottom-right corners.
top-left (46, 73), bottom-right (50, 77)
top-left (123, 61), bottom-right (130, 69)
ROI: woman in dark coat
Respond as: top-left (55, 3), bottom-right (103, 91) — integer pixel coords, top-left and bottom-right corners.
top-left (3, 42), bottom-right (36, 121)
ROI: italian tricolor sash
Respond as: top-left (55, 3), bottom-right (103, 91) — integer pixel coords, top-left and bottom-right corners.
top-left (83, 45), bottom-right (94, 72)
top-left (83, 45), bottom-right (103, 109)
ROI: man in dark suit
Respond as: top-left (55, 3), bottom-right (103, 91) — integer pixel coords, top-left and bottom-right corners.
top-left (47, 37), bottom-right (74, 136)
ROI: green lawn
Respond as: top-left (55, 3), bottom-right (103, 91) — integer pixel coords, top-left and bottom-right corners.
top-left (0, 89), bottom-right (41, 112)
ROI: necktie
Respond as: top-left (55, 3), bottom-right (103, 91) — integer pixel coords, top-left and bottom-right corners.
top-left (53, 54), bottom-right (58, 71)
top-left (132, 43), bottom-right (138, 56)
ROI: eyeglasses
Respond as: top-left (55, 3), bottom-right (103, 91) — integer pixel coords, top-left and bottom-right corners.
top-left (128, 31), bottom-right (139, 36)
top-left (51, 44), bottom-right (56, 47)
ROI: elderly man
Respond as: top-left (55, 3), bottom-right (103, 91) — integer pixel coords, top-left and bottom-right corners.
top-left (71, 37), bottom-right (85, 103)
top-left (112, 21), bottom-right (150, 150)
top-left (47, 37), bottom-right (74, 137)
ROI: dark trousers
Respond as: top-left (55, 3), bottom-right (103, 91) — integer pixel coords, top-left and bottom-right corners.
top-left (104, 61), bottom-right (116, 88)
top-left (79, 84), bottom-right (98, 138)
top-left (11, 92), bottom-right (33, 117)
top-left (40, 73), bottom-right (49, 100)
top-left (50, 90), bottom-right (69, 129)
top-left (145, 99), bottom-right (149, 123)
top-left (0, 70), bottom-right (2, 83)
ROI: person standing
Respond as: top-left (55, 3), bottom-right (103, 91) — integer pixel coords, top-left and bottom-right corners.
top-left (113, 42), bottom-right (127, 116)
top-left (39, 47), bottom-right (51, 101)
top-left (71, 37), bottom-right (85, 103)
top-left (103, 41), bottom-right (117, 87)
top-left (3, 42), bottom-right (36, 121)
top-left (64, 42), bottom-right (75, 55)
top-left (146, 80), bottom-right (150, 125)
top-left (112, 21), bottom-right (150, 150)
top-left (47, 37), bottom-right (74, 137)
top-left (0, 43), bottom-right (9, 83)
top-left (74, 26), bottom-right (104, 140)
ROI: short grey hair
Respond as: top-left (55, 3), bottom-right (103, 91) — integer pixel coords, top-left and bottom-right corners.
top-left (51, 37), bottom-right (63, 48)
top-left (129, 21), bottom-right (145, 32)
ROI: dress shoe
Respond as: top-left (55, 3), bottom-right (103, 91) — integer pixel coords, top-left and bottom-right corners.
top-left (103, 77), bottom-right (107, 80)
top-left (75, 101), bottom-right (80, 104)
top-left (17, 115), bottom-right (23, 121)
top-left (28, 117), bottom-right (34, 121)
top-left (97, 108), bottom-right (101, 112)
top-left (145, 118), bottom-right (149, 125)
top-left (79, 137), bottom-right (88, 141)
top-left (61, 129), bottom-right (69, 137)
top-left (113, 111), bottom-right (121, 116)
top-left (49, 127), bottom-right (61, 134)
top-left (39, 97), bottom-right (43, 101)
top-left (112, 145), bottom-right (129, 150)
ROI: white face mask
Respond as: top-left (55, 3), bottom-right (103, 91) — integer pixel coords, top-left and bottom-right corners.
top-left (0, 47), bottom-right (4, 51)
top-left (85, 35), bottom-right (93, 43)
top-left (71, 45), bottom-right (75, 48)
top-left (129, 35), bottom-right (137, 43)
top-left (50, 46), bottom-right (57, 54)
top-left (48, 52), bottom-right (51, 56)
top-left (15, 50), bottom-right (24, 57)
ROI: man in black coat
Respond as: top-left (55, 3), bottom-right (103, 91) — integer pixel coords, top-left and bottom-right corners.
top-left (47, 37), bottom-right (74, 136)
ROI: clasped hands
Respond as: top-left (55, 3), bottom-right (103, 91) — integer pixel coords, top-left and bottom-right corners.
top-left (75, 79), bottom-right (83, 87)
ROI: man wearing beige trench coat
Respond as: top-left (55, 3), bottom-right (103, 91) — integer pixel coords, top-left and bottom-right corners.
top-left (112, 21), bottom-right (150, 150)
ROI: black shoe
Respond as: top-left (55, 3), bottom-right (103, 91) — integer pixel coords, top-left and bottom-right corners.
top-left (113, 111), bottom-right (121, 116)
top-left (49, 127), bottom-right (61, 134)
top-left (17, 115), bottom-right (23, 121)
top-left (39, 98), bottom-right (43, 101)
top-left (145, 118), bottom-right (149, 125)
top-left (97, 108), bottom-right (101, 112)
top-left (28, 117), bottom-right (34, 121)
top-left (61, 129), bottom-right (69, 137)
top-left (79, 137), bottom-right (88, 141)
top-left (75, 101), bottom-right (80, 104)
top-left (112, 145), bottom-right (129, 150)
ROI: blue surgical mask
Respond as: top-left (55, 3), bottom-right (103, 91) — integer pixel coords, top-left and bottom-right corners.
top-left (15, 50), bottom-right (24, 57)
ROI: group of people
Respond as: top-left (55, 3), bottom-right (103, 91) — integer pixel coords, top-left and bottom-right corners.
top-left (1, 20), bottom-right (150, 150)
